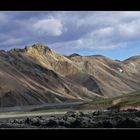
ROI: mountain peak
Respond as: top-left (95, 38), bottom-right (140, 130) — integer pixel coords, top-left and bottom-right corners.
top-left (25, 43), bottom-right (52, 54)
top-left (69, 53), bottom-right (81, 57)
top-left (8, 43), bottom-right (52, 55)
top-left (90, 55), bottom-right (106, 58)
top-left (124, 55), bottom-right (140, 62)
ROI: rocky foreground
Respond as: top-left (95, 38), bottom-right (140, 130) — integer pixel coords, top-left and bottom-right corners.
top-left (1, 109), bottom-right (140, 128)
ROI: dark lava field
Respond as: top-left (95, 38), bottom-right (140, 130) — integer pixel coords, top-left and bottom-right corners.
top-left (1, 109), bottom-right (140, 128)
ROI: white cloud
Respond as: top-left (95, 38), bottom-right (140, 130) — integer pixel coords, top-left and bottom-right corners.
top-left (0, 38), bottom-right (23, 46)
top-left (120, 11), bottom-right (140, 19)
top-left (32, 18), bottom-right (64, 36)
top-left (0, 13), bottom-right (12, 25)
top-left (117, 19), bottom-right (140, 40)
top-left (47, 11), bottom-right (140, 54)
top-left (89, 27), bottom-right (114, 39)
top-left (50, 37), bottom-right (127, 55)
top-left (1, 11), bottom-right (140, 55)
top-left (76, 12), bottom-right (121, 28)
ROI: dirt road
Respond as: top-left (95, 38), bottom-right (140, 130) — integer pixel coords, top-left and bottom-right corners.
top-left (0, 111), bottom-right (67, 120)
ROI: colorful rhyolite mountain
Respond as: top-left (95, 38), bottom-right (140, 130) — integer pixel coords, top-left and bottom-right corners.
top-left (0, 43), bottom-right (140, 107)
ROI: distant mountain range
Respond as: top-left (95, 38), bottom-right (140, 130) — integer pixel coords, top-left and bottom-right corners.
top-left (0, 43), bottom-right (140, 107)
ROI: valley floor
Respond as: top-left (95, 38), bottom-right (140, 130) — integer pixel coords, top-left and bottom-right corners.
top-left (1, 91), bottom-right (140, 128)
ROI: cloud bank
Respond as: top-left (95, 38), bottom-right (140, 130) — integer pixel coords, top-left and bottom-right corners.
top-left (0, 11), bottom-right (140, 57)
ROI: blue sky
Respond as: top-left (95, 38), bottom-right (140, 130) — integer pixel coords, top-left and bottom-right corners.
top-left (0, 11), bottom-right (140, 60)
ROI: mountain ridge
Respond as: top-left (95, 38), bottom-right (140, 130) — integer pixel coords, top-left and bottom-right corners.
top-left (0, 43), bottom-right (140, 107)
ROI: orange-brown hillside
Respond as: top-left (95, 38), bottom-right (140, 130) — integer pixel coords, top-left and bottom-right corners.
top-left (0, 43), bottom-right (140, 107)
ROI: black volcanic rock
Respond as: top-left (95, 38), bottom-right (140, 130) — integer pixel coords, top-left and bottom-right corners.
top-left (1, 109), bottom-right (140, 128)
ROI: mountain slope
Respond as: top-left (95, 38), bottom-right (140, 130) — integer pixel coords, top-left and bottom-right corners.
top-left (0, 44), bottom-right (102, 107)
top-left (66, 55), bottom-right (139, 97)
top-left (24, 44), bottom-right (140, 97)
top-left (76, 90), bottom-right (140, 110)
top-left (0, 43), bottom-right (140, 108)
